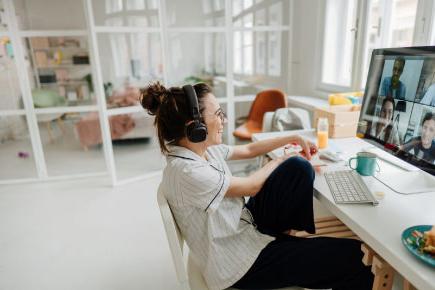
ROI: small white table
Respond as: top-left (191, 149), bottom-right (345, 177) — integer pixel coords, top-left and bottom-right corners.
top-left (252, 129), bottom-right (435, 290)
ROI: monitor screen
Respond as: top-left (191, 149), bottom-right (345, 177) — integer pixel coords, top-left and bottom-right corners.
top-left (358, 46), bottom-right (435, 175)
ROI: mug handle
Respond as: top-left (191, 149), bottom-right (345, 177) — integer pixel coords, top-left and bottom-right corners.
top-left (348, 157), bottom-right (357, 170)
top-left (375, 161), bottom-right (380, 173)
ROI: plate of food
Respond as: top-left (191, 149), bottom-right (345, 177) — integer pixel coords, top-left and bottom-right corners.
top-left (402, 225), bottom-right (435, 267)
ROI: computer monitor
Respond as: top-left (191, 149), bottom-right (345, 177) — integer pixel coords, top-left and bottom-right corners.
top-left (358, 46), bottom-right (435, 177)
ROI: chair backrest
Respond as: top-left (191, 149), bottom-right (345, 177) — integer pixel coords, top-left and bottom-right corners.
top-left (247, 89), bottom-right (287, 126)
top-left (157, 186), bottom-right (190, 290)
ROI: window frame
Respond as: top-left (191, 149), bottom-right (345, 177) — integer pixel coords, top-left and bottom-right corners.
top-left (317, 0), bottom-right (432, 95)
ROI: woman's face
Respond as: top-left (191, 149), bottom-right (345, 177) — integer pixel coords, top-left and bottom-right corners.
top-left (421, 119), bottom-right (435, 148)
top-left (202, 93), bottom-right (226, 146)
top-left (380, 101), bottom-right (394, 124)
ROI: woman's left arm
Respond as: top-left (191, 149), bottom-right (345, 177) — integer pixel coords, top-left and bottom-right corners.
top-left (230, 135), bottom-right (315, 160)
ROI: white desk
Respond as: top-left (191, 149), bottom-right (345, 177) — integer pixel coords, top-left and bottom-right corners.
top-left (252, 130), bottom-right (435, 290)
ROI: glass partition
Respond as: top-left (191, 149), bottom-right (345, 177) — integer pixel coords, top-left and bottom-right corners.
top-left (97, 32), bottom-right (163, 109)
top-left (92, 0), bottom-right (160, 27)
top-left (233, 0), bottom-right (289, 26)
top-left (167, 32), bottom-right (226, 98)
top-left (109, 110), bottom-right (164, 180)
top-left (39, 111), bottom-right (106, 176)
top-left (233, 30), bottom-right (288, 97)
top-left (166, 0), bottom-right (225, 27)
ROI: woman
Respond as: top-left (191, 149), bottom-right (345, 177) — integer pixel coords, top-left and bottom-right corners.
top-left (141, 82), bottom-right (373, 290)
top-left (368, 96), bottom-right (400, 145)
top-left (401, 112), bottom-right (435, 164)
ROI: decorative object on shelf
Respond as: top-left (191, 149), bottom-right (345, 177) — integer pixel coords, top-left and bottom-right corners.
top-left (1, 36), bottom-right (13, 58)
top-left (54, 69), bottom-right (69, 82)
top-left (84, 73), bottom-right (93, 93)
top-left (72, 55), bottom-right (89, 64)
top-left (39, 73), bottom-right (56, 84)
top-left (104, 82), bottom-right (113, 98)
top-left (53, 49), bottom-right (63, 64)
top-left (67, 90), bottom-right (78, 102)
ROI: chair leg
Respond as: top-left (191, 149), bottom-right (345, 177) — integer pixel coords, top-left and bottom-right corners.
top-left (57, 117), bottom-right (66, 134)
top-left (46, 121), bottom-right (54, 143)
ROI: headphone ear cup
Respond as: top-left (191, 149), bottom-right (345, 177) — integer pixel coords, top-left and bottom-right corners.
top-left (186, 121), bottom-right (207, 143)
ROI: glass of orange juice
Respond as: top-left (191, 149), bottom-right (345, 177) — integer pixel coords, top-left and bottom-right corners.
top-left (317, 118), bottom-right (329, 149)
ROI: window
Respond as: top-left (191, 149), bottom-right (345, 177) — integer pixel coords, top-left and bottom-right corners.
top-left (361, 0), bottom-right (419, 87)
top-left (320, 0), bottom-right (358, 88)
top-left (233, 15), bottom-right (254, 75)
top-left (320, 0), bottom-right (426, 91)
top-left (268, 31), bottom-right (281, 76)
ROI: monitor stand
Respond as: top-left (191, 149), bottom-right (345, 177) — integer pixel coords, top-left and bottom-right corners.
top-left (374, 170), bottom-right (435, 194)
top-left (361, 146), bottom-right (435, 194)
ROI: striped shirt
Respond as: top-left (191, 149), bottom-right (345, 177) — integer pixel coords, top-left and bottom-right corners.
top-left (161, 144), bottom-right (274, 290)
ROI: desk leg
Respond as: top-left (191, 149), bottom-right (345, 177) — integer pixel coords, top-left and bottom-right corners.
top-left (361, 244), bottom-right (395, 290)
top-left (403, 280), bottom-right (417, 290)
top-left (371, 255), bottom-right (394, 290)
top-left (361, 244), bottom-right (375, 266)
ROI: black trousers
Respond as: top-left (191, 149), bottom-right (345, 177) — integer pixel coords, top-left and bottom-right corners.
top-left (232, 157), bottom-right (374, 290)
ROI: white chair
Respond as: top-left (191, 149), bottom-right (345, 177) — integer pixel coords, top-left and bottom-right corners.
top-left (157, 187), bottom-right (304, 290)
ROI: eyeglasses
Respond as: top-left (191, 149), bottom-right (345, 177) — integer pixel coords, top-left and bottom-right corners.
top-left (214, 108), bottom-right (227, 123)
top-left (203, 108), bottom-right (227, 123)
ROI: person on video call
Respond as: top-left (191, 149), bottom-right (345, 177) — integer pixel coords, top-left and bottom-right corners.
top-left (400, 112), bottom-right (435, 164)
top-left (141, 82), bottom-right (374, 290)
top-left (420, 83), bottom-right (435, 106)
top-left (380, 57), bottom-right (406, 100)
top-left (367, 96), bottom-right (400, 145)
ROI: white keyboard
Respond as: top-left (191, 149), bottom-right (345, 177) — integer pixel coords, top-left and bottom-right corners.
top-left (324, 170), bottom-right (379, 205)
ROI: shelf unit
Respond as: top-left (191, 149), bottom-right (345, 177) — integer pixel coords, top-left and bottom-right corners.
top-left (27, 36), bottom-right (92, 105)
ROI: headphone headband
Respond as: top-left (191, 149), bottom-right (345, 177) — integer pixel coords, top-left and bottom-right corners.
top-left (183, 85), bottom-right (201, 120)
top-left (182, 84), bottom-right (207, 143)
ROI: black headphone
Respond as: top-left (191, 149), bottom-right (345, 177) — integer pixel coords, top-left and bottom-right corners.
top-left (183, 84), bottom-right (208, 143)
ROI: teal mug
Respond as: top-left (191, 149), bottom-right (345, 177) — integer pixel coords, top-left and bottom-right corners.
top-left (348, 152), bottom-right (380, 176)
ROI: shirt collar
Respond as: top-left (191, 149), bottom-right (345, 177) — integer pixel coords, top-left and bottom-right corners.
top-left (167, 145), bottom-right (208, 163)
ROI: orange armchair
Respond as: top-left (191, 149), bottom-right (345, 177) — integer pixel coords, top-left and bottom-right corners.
top-left (233, 89), bottom-right (287, 140)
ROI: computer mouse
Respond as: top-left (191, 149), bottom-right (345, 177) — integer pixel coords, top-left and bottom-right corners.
top-left (319, 150), bottom-right (342, 162)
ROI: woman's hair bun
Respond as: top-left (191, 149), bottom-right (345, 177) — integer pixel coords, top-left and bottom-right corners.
top-left (140, 81), bottom-right (168, 115)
